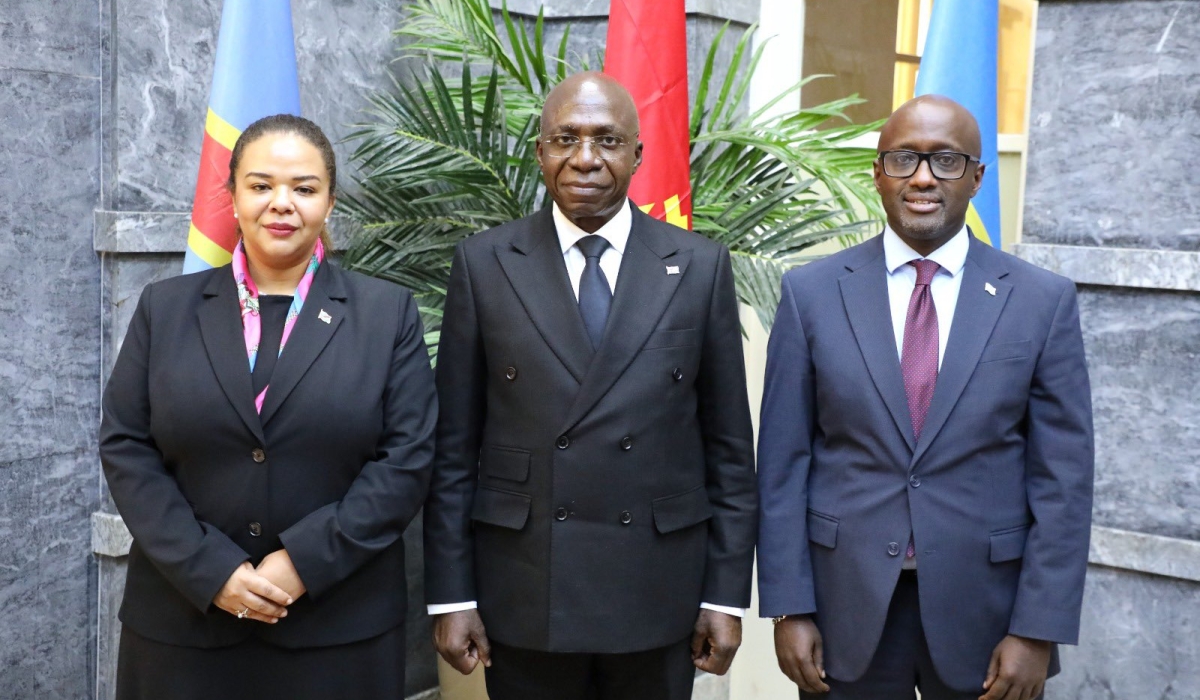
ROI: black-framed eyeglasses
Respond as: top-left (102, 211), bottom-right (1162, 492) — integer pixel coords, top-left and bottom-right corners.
top-left (877, 150), bottom-right (981, 180)
top-left (540, 134), bottom-right (630, 161)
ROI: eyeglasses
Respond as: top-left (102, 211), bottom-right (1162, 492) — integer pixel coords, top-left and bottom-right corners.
top-left (877, 150), bottom-right (980, 180)
top-left (540, 134), bottom-right (630, 161)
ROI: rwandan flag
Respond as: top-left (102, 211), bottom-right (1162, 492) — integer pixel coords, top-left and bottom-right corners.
top-left (183, 0), bottom-right (302, 273)
top-left (604, 0), bottom-right (692, 230)
top-left (915, 0), bottom-right (1002, 248)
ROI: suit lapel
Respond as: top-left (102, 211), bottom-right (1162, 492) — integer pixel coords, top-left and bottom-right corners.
top-left (197, 271), bottom-right (266, 444)
top-left (258, 262), bottom-right (347, 427)
top-left (560, 212), bottom-right (690, 434)
top-left (910, 238), bottom-right (1012, 467)
top-left (495, 207), bottom-right (595, 384)
top-left (839, 236), bottom-right (916, 453)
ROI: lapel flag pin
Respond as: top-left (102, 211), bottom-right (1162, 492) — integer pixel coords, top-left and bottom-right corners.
top-left (666, 266), bottom-right (680, 275)
top-left (984, 283), bottom-right (997, 296)
top-left (318, 309), bottom-right (332, 324)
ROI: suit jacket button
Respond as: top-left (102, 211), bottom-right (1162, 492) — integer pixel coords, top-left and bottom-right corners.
top-left (672, 367), bottom-right (684, 382)
top-left (251, 448), bottom-right (265, 463)
top-left (620, 436), bottom-right (633, 451)
top-left (249, 522), bottom-right (263, 537)
top-left (555, 507), bottom-right (569, 521)
top-left (556, 435), bottom-right (570, 450)
top-left (620, 510), bottom-right (633, 525)
top-left (505, 366), bottom-right (518, 380)
top-left (887, 542), bottom-right (901, 556)
top-left (909, 475), bottom-right (921, 488)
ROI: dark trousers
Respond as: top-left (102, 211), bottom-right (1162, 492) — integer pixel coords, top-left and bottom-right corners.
top-left (802, 571), bottom-right (1016, 700)
top-left (484, 636), bottom-right (696, 700)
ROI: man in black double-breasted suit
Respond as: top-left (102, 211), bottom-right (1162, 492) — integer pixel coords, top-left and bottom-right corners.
top-left (423, 72), bottom-right (758, 700)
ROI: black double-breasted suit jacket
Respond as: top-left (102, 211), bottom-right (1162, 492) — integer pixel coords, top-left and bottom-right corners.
top-left (424, 204), bottom-right (758, 654)
top-left (99, 262), bottom-right (437, 648)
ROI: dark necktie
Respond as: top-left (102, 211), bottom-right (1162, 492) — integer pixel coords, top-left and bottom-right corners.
top-left (576, 235), bottom-right (612, 350)
top-left (901, 259), bottom-right (940, 561)
top-left (901, 259), bottom-right (941, 440)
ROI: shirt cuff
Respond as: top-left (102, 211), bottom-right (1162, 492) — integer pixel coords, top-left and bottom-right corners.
top-left (700, 602), bottom-right (745, 618)
top-left (427, 601), bottom-right (478, 615)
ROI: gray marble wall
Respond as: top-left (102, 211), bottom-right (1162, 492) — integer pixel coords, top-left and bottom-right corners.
top-left (0, 0), bottom-right (102, 696)
top-left (1018, 2), bottom-right (1200, 698)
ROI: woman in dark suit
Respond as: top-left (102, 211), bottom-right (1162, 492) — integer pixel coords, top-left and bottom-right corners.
top-left (100, 114), bottom-right (436, 699)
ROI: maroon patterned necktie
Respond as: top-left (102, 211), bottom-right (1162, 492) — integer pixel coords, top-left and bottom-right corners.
top-left (901, 259), bottom-right (941, 440)
top-left (901, 259), bottom-right (939, 560)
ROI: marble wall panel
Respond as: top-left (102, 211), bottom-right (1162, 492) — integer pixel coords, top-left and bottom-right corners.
top-left (0, 0), bottom-right (100, 77)
top-left (113, 0), bottom-right (405, 211)
top-left (0, 69), bottom-right (101, 466)
top-left (95, 556), bottom-right (127, 700)
top-left (1024, 1), bottom-right (1200, 251)
top-left (0, 451), bottom-right (97, 698)
top-left (1049, 566), bottom-right (1200, 700)
top-left (1078, 285), bottom-right (1200, 540)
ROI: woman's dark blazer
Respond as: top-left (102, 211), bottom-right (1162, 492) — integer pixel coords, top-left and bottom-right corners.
top-left (99, 261), bottom-right (436, 649)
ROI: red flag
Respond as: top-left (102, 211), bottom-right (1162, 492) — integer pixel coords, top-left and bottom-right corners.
top-left (605, 0), bottom-right (692, 230)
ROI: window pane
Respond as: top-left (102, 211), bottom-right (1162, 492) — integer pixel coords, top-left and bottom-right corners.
top-left (999, 0), bottom-right (1035, 134)
top-left (802, 0), bottom-right (899, 125)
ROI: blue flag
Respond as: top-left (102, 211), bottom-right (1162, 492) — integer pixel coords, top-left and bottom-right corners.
top-left (915, 0), bottom-right (1001, 248)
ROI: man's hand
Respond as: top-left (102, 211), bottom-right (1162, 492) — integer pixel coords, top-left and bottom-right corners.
top-left (980, 635), bottom-right (1051, 700)
top-left (775, 615), bottom-right (829, 693)
top-left (691, 609), bottom-right (742, 675)
top-left (213, 562), bottom-right (293, 623)
top-left (255, 549), bottom-right (307, 602)
top-left (433, 609), bottom-right (492, 675)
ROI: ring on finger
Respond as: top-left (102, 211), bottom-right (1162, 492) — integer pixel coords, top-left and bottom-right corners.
top-left (237, 607), bottom-right (250, 619)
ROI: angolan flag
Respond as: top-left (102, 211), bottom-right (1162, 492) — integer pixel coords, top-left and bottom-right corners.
top-left (183, 0), bottom-right (302, 273)
top-left (604, 0), bottom-right (692, 230)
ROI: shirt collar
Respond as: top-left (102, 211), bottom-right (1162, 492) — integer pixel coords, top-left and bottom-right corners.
top-left (553, 199), bottom-right (632, 255)
top-left (883, 224), bottom-right (969, 277)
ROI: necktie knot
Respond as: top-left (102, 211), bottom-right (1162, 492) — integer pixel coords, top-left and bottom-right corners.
top-left (909, 259), bottom-right (940, 286)
top-left (576, 235), bottom-right (610, 260)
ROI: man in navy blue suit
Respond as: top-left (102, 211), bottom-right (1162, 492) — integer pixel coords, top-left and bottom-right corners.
top-left (756, 95), bottom-right (1094, 700)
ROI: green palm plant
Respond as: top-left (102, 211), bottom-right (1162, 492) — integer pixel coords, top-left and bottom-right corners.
top-left (340, 0), bottom-right (883, 358)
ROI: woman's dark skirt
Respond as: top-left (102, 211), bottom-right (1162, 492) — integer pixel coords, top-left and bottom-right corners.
top-left (115, 623), bottom-right (406, 700)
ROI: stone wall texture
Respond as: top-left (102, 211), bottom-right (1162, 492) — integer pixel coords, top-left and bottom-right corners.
top-left (1025, 2), bottom-right (1200, 698)
top-left (1023, 0), bottom-right (1200, 251)
top-left (0, 0), bottom-right (102, 695)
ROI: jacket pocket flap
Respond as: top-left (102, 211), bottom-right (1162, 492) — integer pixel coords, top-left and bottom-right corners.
top-left (806, 510), bottom-right (839, 549)
top-left (481, 446), bottom-right (530, 482)
top-left (470, 487), bottom-right (531, 530)
top-left (652, 486), bottom-right (713, 534)
top-left (643, 328), bottom-right (700, 350)
top-left (989, 524), bottom-right (1031, 562)
top-left (979, 339), bottom-right (1032, 364)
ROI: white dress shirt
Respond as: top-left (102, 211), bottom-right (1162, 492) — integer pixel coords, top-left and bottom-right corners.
top-left (428, 200), bottom-right (743, 619)
top-left (883, 225), bottom-right (969, 370)
top-left (554, 199), bottom-right (630, 298)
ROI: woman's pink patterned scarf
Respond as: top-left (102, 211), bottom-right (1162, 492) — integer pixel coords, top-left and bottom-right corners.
top-left (230, 238), bottom-right (325, 412)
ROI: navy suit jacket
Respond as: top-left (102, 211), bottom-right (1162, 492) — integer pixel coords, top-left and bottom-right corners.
top-left (756, 233), bottom-right (1094, 692)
